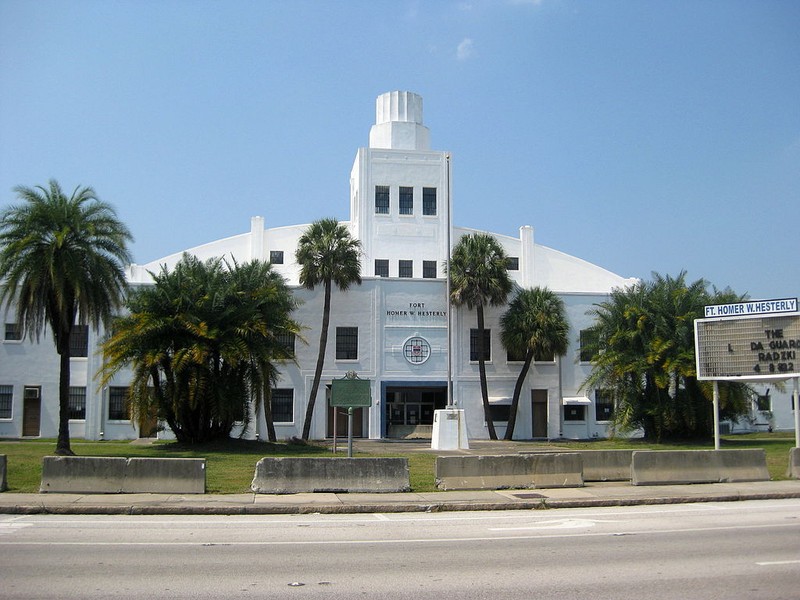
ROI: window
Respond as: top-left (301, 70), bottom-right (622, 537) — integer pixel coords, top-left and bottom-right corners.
top-left (270, 250), bottom-right (284, 265)
top-left (506, 348), bottom-right (554, 362)
top-left (422, 260), bottom-right (437, 279)
top-left (375, 185), bottom-right (389, 214)
top-left (4, 323), bottom-right (21, 341)
top-left (489, 404), bottom-right (510, 422)
top-left (579, 329), bottom-right (597, 363)
top-left (756, 393), bottom-right (772, 412)
top-left (68, 386), bottom-right (86, 420)
top-left (0, 385), bottom-right (12, 419)
top-left (399, 260), bottom-right (413, 278)
top-left (336, 327), bottom-right (358, 360)
top-left (470, 328), bottom-right (491, 362)
top-left (564, 405), bottom-right (586, 421)
top-left (399, 186), bottom-right (413, 215)
top-left (423, 187), bottom-right (437, 216)
top-left (108, 387), bottom-right (129, 421)
top-left (276, 332), bottom-right (295, 355)
top-left (595, 390), bottom-right (614, 422)
top-left (271, 389), bottom-right (294, 423)
top-left (506, 257), bottom-right (519, 271)
top-left (375, 259), bottom-right (389, 277)
top-left (70, 325), bottom-right (89, 358)
top-left (506, 347), bottom-right (526, 363)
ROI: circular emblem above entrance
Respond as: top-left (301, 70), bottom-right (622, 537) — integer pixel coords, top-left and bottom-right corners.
top-left (403, 336), bottom-right (431, 365)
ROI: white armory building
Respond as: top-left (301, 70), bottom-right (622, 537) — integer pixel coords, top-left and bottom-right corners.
top-left (1, 91), bottom-right (791, 441)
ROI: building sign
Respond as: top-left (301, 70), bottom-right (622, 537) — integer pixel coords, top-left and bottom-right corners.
top-left (403, 336), bottom-right (431, 365)
top-left (694, 312), bottom-right (800, 381)
top-left (385, 301), bottom-right (447, 325)
top-left (704, 298), bottom-right (798, 318)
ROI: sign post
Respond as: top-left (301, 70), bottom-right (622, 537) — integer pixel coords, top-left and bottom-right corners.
top-left (329, 372), bottom-right (371, 457)
top-left (695, 298), bottom-right (800, 449)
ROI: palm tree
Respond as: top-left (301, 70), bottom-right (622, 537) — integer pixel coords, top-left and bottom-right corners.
top-left (295, 218), bottom-right (361, 440)
top-left (101, 255), bottom-right (301, 444)
top-left (0, 180), bottom-right (132, 454)
top-left (500, 287), bottom-right (569, 440)
top-left (583, 272), bottom-right (752, 441)
top-left (449, 232), bottom-right (513, 439)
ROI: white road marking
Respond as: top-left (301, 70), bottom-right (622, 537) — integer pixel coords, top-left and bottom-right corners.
top-left (756, 559), bottom-right (800, 566)
top-left (0, 522), bottom-right (796, 547)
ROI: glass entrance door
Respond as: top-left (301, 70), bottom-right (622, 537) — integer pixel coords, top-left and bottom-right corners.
top-left (385, 386), bottom-right (446, 438)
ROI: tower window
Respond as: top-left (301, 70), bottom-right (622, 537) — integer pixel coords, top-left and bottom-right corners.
top-left (375, 186), bottom-right (389, 214)
top-left (399, 187), bottom-right (413, 215)
top-left (423, 187), bottom-right (437, 216)
top-left (399, 260), bottom-right (413, 278)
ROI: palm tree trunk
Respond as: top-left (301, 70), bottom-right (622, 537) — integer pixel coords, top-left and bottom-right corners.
top-left (55, 336), bottom-right (73, 455)
top-left (476, 305), bottom-right (497, 439)
top-left (302, 279), bottom-right (332, 440)
top-left (504, 349), bottom-right (533, 440)
top-left (264, 381), bottom-right (277, 442)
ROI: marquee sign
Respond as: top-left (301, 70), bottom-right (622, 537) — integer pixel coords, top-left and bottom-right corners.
top-left (695, 299), bottom-right (800, 381)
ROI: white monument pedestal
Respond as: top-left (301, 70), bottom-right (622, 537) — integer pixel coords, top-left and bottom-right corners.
top-left (431, 408), bottom-right (469, 450)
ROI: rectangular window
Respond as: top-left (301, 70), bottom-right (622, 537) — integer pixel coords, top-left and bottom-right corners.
top-left (375, 259), bottom-right (389, 277)
top-left (108, 387), bottom-right (129, 421)
top-left (423, 187), bottom-right (437, 216)
top-left (0, 385), bottom-right (12, 419)
top-left (68, 386), bottom-right (86, 420)
top-left (375, 185), bottom-right (389, 214)
top-left (564, 405), bottom-right (586, 421)
top-left (269, 250), bottom-right (284, 265)
top-left (399, 260), bottom-right (413, 278)
top-left (276, 332), bottom-right (295, 355)
top-left (271, 388), bottom-right (294, 423)
top-left (336, 327), bottom-right (358, 360)
top-left (470, 328), bottom-right (491, 362)
top-left (756, 393), bottom-right (772, 412)
top-left (506, 257), bottom-right (519, 271)
top-left (579, 329), bottom-right (597, 363)
top-left (507, 347), bottom-right (526, 363)
top-left (535, 350), bottom-right (555, 362)
top-left (70, 325), bottom-right (89, 358)
top-left (399, 186), bottom-right (413, 215)
top-left (4, 323), bottom-right (21, 341)
top-left (422, 260), bottom-right (437, 279)
top-left (595, 390), bottom-right (614, 422)
top-left (489, 404), bottom-right (510, 423)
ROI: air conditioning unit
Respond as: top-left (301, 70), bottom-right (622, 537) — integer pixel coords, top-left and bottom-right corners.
top-left (23, 387), bottom-right (40, 400)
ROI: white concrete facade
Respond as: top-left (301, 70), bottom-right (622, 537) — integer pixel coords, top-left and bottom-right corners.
top-left (2, 91), bottom-right (794, 441)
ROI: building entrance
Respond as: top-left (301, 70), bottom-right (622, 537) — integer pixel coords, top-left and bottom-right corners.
top-left (385, 385), bottom-right (447, 439)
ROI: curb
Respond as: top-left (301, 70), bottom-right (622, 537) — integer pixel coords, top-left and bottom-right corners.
top-left (2, 489), bottom-right (800, 516)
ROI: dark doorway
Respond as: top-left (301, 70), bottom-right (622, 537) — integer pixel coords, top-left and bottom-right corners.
top-left (531, 389), bottom-right (548, 438)
top-left (22, 386), bottom-right (41, 437)
top-left (385, 386), bottom-right (447, 438)
top-left (326, 405), bottom-right (365, 438)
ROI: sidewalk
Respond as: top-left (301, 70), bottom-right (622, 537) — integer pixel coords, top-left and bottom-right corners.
top-left (2, 480), bottom-right (800, 516)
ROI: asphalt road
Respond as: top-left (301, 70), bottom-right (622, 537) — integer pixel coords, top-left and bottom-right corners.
top-left (1, 499), bottom-right (799, 599)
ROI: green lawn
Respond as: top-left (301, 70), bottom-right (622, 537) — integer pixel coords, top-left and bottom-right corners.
top-left (0, 434), bottom-right (795, 494)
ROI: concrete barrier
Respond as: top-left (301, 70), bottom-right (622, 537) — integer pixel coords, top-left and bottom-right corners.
top-left (520, 450), bottom-right (633, 482)
top-left (789, 448), bottom-right (800, 479)
top-left (251, 457), bottom-right (410, 494)
top-left (0, 455), bottom-right (7, 492)
top-left (631, 449), bottom-right (769, 486)
top-left (40, 456), bottom-right (206, 494)
top-left (435, 454), bottom-right (583, 491)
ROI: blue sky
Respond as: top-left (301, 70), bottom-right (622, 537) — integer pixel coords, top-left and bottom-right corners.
top-left (1, 0), bottom-right (798, 299)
